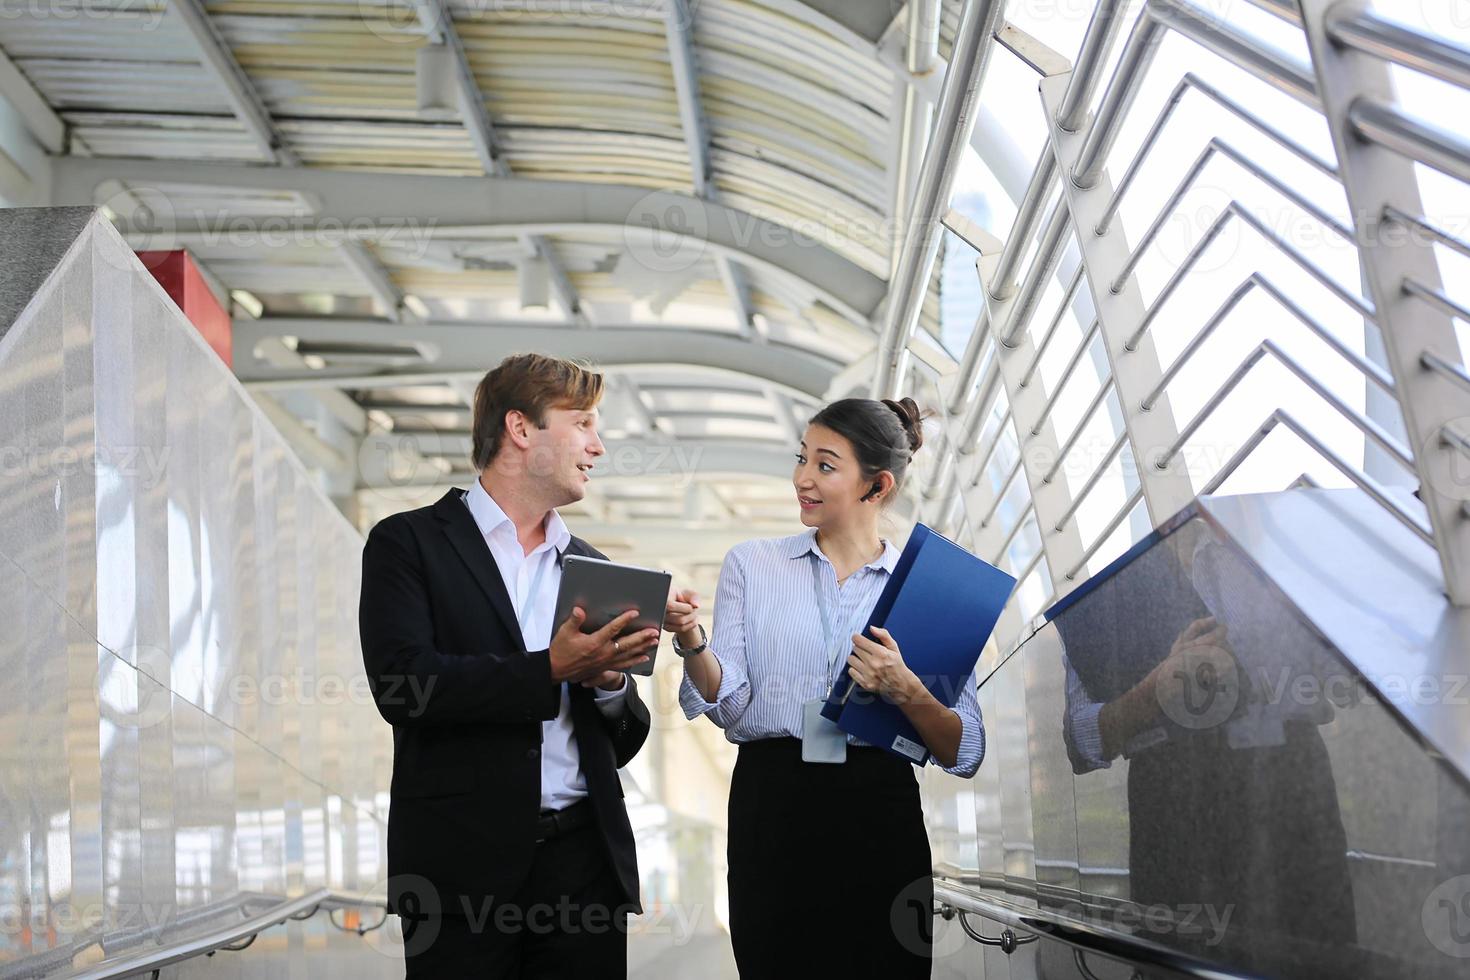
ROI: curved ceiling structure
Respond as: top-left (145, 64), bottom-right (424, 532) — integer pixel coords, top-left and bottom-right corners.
top-left (5, 0), bottom-right (971, 586)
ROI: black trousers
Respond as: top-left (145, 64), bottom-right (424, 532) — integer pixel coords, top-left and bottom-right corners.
top-left (727, 738), bottom-right (933, 978)
top-left (402, 817), bottom-right (635, 979)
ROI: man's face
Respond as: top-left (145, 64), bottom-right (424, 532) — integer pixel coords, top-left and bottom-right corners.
top-left (524, 404), bottom-right (606, 506)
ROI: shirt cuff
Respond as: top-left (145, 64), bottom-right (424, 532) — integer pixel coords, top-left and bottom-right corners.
top-left (678, 654), bottom-right (742, 721)
top-left (939, 706), bottom-right (986, 778)
top-left (1066, 700), bottom-right (1110, 772)
top-left (593, 675), bottom-right (631, 718)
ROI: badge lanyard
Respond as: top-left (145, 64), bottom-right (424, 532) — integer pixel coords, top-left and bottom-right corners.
top-left (803, 558), bottom-right (866, 763)
top-left (809, 559), bottom-right (868, 696)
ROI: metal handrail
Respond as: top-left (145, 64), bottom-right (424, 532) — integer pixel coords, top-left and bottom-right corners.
top-left (1032, 318), bottom-right (1102, 436)
top-left (1071, 3), bottom-right (1164, 190)
top-left (949, 306), bottom-right (994, 414)
top-left (957, 356), bottom-right (1007, 451)
top-left (1148, 0), bottom-right (1318, 107)
top-left (1099, 72), bottom-right (1339, 236)
top-left (967, 407), bottom-right (1014, 486)
top-left (1019, 265), bottom-right (1086, 389)
top-left (1440, 423), bottom-right (1470, 461)
top-left (990, 150), bottom-right (1058, 301)
top-left (992, 501), bottom-right (1036, 566)
top-left (55, 890), bottom-right (389, 980)
top-left (1404, 276), bottom-right (1470, 327)
top-left (873, 0), bottom-right (1007, 397)
top-left (1385, 205), bottom-right (1470, 262)
top-left (1241, 0), bottom-right (1301, 25)
top-left (1422, 349), bottom-right (1470, 395)
top-left (1123, 200), bottom-right (1375, 352)
top-left (1043, 377), bottom-right (1116, 484)
top-left (1327, 5), bottom-right (1470, 91)
top-left (1000, 198), bottom-right (1073, 347)
top-left (1066, 486), bottom-right (1145, 579)
top-left (1052, 428), bottom-right (1130, 532)
top-left (1198, 408), bottom-right (1433, 544)
top-left (1110, 137), bottom-right (1352, 293)
top-left (979, 452), bottom-right (1025, 528)
top-left (1013, 544), bottom-right (1046, 587)
top-left (1348, 97), bottom-right (1470, 185)
top-left (1055, 0), bottom-right (1133, 133)
top-left (1139, 272), bottom-right (1396, 409)
top-left (1073, 0), bottom-right (1319, 188)
top-left (1157, 338), bottom-right (1415, 473)
top-left (933, 879), bottom-right (1257, 980)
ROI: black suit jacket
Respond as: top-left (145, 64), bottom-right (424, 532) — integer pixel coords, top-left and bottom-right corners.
top-left (358, 487), bottom-right (650, 917)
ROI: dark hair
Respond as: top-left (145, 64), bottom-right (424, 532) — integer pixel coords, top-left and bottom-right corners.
top-left (808, 396), bottom-right (930, 504)
top-left (470, 352), bottom-right (604, 469)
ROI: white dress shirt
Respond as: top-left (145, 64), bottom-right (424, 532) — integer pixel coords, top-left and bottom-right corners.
top-left (463, 478), bottom-right (627, 811)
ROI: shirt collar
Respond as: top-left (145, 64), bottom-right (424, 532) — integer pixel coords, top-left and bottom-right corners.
top-left (783, 526), bottom-right (900, 573)
top-left (463, 478), bottom-right (571, 554)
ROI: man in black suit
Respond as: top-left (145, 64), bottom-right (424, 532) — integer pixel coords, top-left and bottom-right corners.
top-left (360, 353), bottom-right (659, 977)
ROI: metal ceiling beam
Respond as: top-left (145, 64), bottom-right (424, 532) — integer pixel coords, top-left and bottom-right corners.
top-left (233, 317), bottom-right (842, 398)
top-left (0, 47), bottom-right (63, 154)
top-left (167, 0), bottom-right (280, 163)
top-left (167, 0), bottom-right (405, 322)
top-left (413, 0), bottom-right (585, 324)
top-left (665, 0), bottom-right (755, 336)
top-left (356, 436), bottom-right (804, 489)
top-left (53, 156), bottom-right (884, 323)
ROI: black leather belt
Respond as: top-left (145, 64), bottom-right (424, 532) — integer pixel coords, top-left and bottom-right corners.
top-left (535, 798), bottom-right (594, 843)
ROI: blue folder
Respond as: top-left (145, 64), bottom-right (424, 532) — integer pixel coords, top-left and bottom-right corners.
top-left (820, 523), bottom-right (1016, 766)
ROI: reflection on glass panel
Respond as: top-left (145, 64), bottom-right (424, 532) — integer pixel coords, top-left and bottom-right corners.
top-left (0, 214), bottom-right (389, 972)
top-left (959, 514), bottom-right (1470, 978)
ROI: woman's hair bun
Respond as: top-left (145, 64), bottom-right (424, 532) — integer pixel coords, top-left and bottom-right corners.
top-left (881, 396), bottom-right (928, 455)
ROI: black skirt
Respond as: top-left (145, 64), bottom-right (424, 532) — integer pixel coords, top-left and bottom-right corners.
top-left (726, 738), bottom-right (933, 978)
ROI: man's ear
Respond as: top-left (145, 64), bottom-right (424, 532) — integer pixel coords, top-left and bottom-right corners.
top-left (503, 409), bottom-right (533, 450)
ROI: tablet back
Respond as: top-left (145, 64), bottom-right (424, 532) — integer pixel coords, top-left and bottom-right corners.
top-left (553, 555), bottom-right (671, 676)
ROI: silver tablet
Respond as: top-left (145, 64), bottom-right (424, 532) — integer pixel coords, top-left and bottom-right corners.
top-left (553, 555), bottom-right (672, 676)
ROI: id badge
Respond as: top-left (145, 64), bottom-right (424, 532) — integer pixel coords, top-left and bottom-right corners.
top-left (801, 698), bottom-right (847, 764)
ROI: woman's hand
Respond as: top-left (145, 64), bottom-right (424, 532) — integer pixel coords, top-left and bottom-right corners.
top-left (847, 626), bottom-right (921, 704)
top-left (664, 587), bottom-right (701, 644)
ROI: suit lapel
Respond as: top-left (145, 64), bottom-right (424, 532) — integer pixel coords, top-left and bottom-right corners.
top-left (434, 488), bottom-right (526, 651)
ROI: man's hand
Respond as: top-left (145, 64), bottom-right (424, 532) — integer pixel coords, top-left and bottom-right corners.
top-left (579, 671), bottom-right (627, 692)
top-left (550, 608), bottom-right (657, 684)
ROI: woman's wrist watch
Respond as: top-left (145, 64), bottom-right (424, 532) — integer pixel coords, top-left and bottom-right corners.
top-left (672, 623), bottom-right (708, 658)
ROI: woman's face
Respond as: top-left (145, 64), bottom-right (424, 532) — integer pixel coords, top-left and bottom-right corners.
top-left (793, 423), bottom-right (887, 528)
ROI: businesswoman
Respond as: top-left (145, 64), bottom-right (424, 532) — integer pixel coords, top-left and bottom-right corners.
top-left (665, 397), bottom-right (985, 977)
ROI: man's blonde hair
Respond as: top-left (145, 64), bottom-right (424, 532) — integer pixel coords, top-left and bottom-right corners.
top-left (470, 353), bottom-right (604, 469)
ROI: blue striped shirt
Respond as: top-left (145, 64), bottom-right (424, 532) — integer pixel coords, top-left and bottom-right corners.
top-left (678, 528), bottom-right (986, 777)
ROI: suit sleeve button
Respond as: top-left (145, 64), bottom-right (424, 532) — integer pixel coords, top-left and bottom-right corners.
top-left (527, 748), bottom-right (540, 759)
